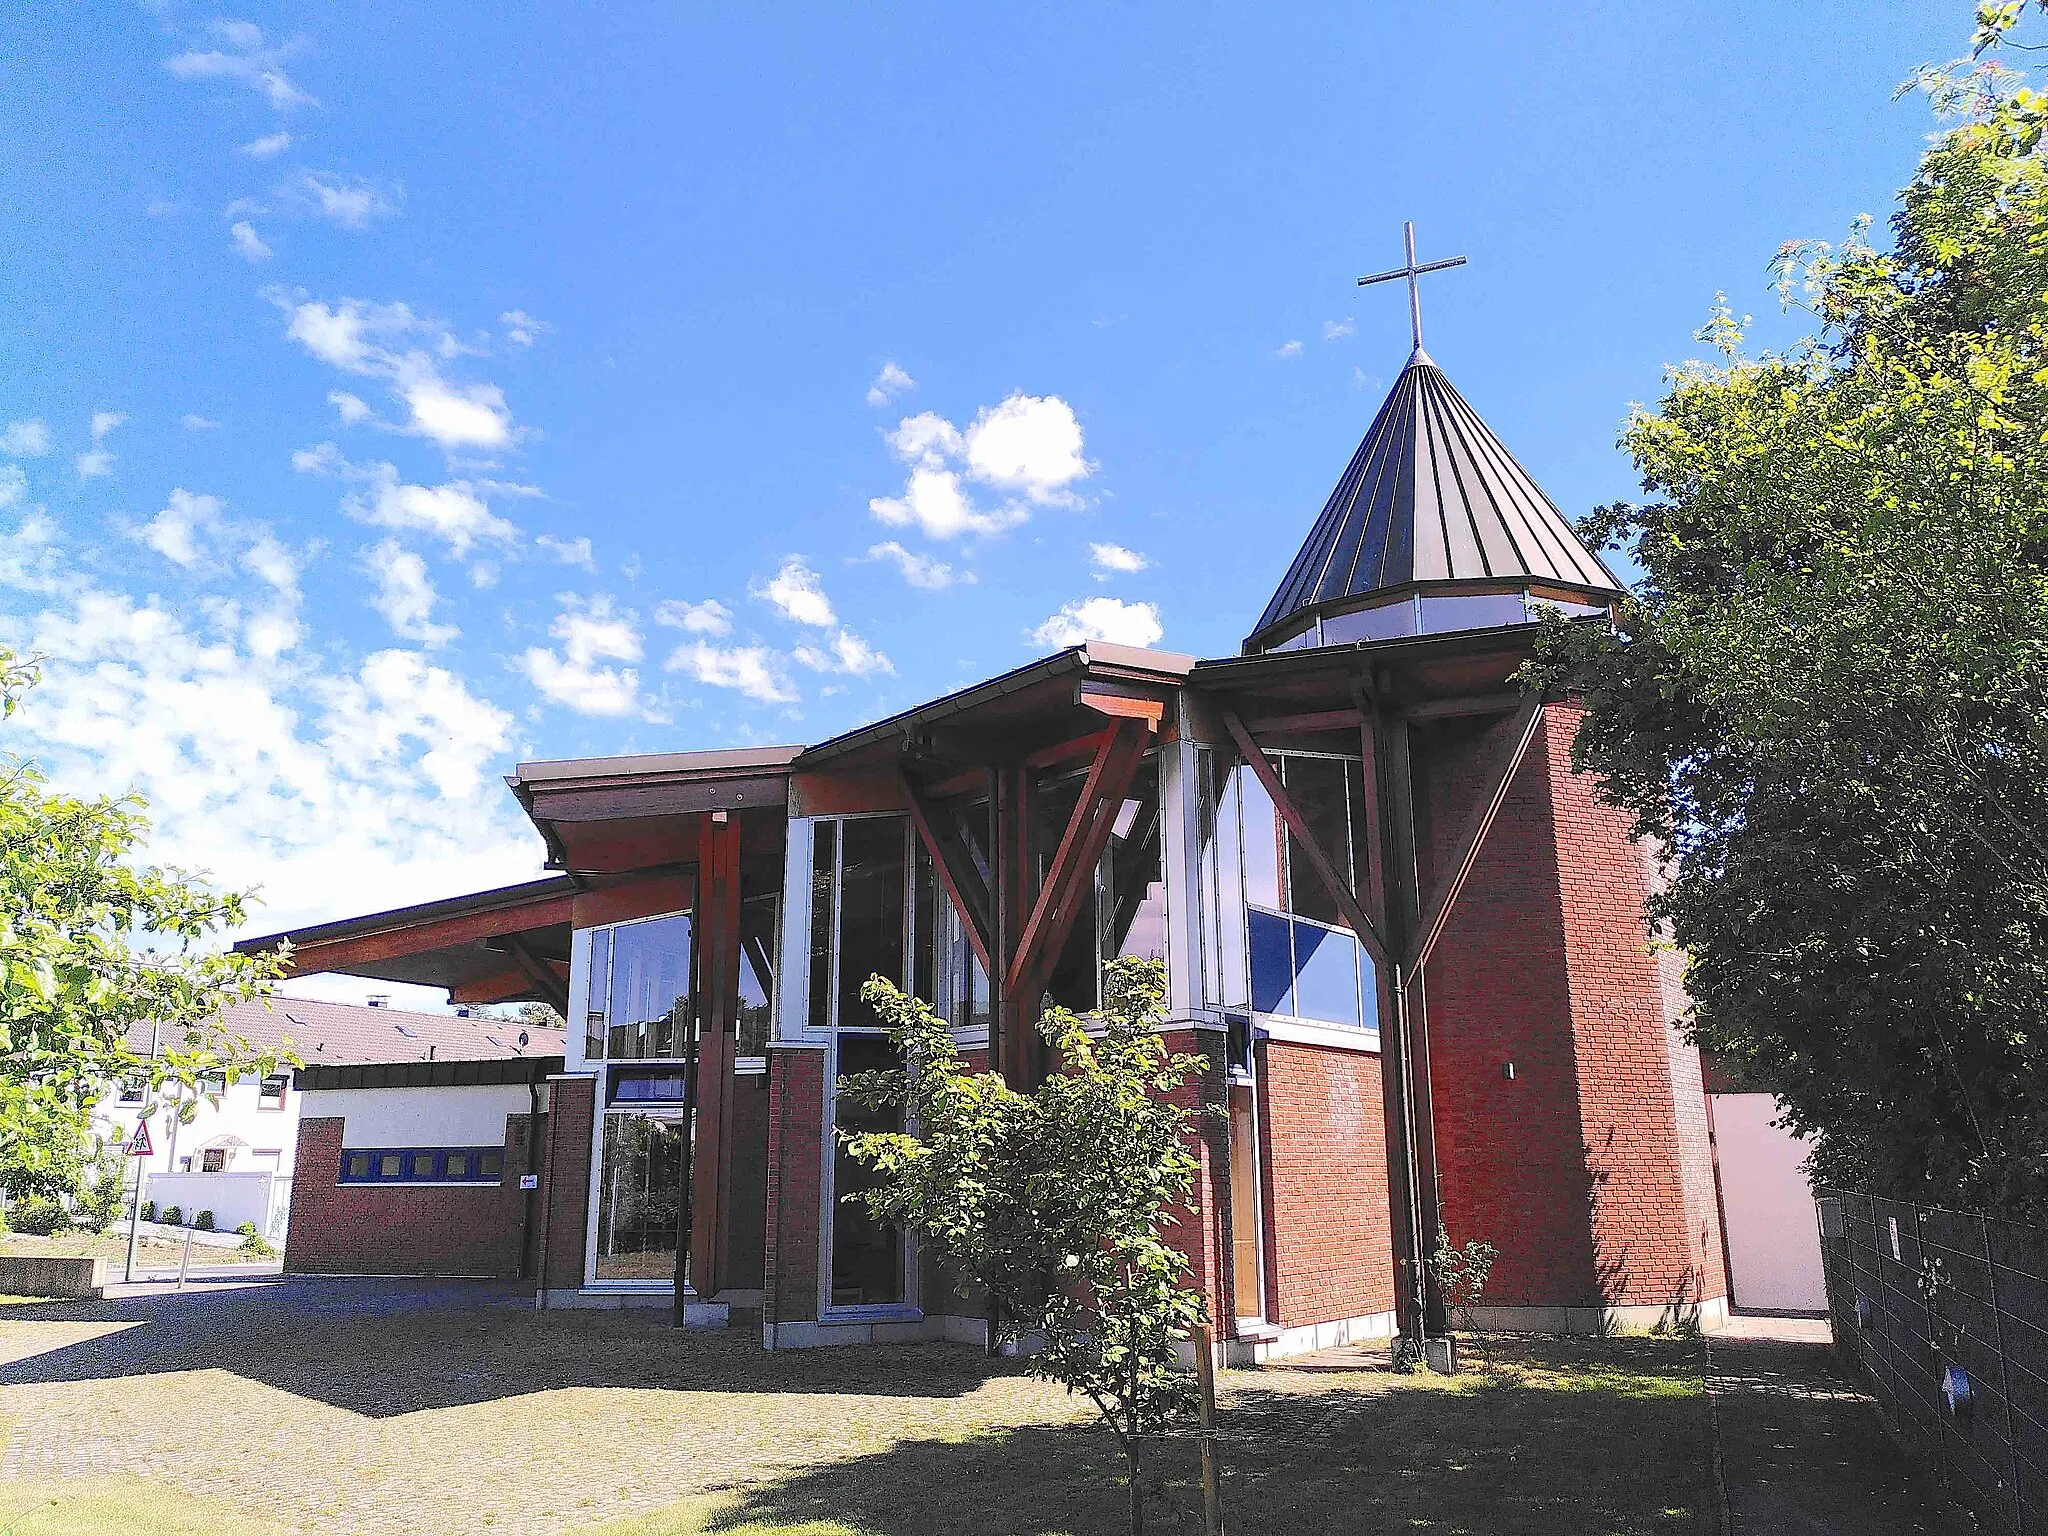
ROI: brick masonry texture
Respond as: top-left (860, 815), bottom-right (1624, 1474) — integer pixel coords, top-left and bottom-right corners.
top-left (762, 1047), bottom-right (825, 1324)
top-left (541, 1078), bottom-right (595, 1290)
top-left (286, 1116), bottom-right (536, 1279)
top-left (1258, 1039), bottom-right (1395, 1327)
top-left (1157, 1027), bottom-right (1231, 1333)
top-left (722, 1071), bottom-right (770, 1292)
top-left (1416, 705), bottom-right (1726, 1311)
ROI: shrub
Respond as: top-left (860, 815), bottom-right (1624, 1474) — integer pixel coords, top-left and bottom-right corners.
top-left (78, 1151), bottom-right (128, 1235)
top-left (161, 1204), bottom-right (182, 1226)
top-left (10, 1196), bottom-right (70, 1236)
top-left (140, 1200), bottom-right (156, 1221)
top-left (238, 1232), bottom-right (277, 1259)
top-left (194, 1209), bottom-right (214, 1231)
top-left (235, 1221), bottom-right (257, 1237)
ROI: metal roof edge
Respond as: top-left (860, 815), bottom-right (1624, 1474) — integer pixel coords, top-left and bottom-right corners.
top-left (232, 874), bottom-right (580, 956)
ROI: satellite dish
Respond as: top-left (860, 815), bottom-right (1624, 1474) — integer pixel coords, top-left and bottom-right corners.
top-left (517, 1030), bottom-right (530, 1052)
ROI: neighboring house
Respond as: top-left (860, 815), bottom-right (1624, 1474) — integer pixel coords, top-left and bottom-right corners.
top-left (93, 998), bottom-right (564, 1241)
top-left (240, 329), bottom-right (1734, 1356)
top-left (1702, 1055), bottom-right (1828, 1314)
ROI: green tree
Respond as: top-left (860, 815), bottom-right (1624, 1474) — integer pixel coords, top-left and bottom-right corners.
top-left (0, 648), bottom-right (288, 1198)
top-left (842, 957), bottom-right (1207, 1536)
top-left (1524, 14), bottom-right (2048, 1218)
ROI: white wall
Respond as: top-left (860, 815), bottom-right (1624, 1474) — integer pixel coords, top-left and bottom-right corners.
top-left (1712, 1092), bottom-right (1827, 1313)
top-left (92, 1075), bottom-right (299, 1181)
top-left (299, 1083), bottom-right (543, 1148)
top-left (142, 1171), bottom-right (282, 1236)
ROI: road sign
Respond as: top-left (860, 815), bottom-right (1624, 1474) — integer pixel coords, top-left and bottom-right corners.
top-left (127, 1120), bottom-right (153, 1157)
top-left (518, 1173), bottom-right (539, 1190)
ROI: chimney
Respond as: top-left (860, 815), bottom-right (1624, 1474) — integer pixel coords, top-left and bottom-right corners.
top-left (366, 994), bottom-right (390, 1009)
top-left (453, 1005), bottom-right (473, 1018)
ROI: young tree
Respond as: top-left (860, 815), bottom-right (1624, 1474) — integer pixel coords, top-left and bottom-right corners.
top-left (1524, 15), bottom-right (2048, 1219)
top-left (0, 648), bottom-right (287, 1195)
top-left (842, 957), bottom-right (1207, 1536)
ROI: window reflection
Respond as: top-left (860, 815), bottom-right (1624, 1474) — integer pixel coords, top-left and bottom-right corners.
top-left (737, 893), bottom-right (777, 1057)
top-left (595, 1112), bottom-right (689, 1284)
top-left (586, 913), bottom-right (692, 1061)
top-left (832, 1033), bottom-right (904, 1307)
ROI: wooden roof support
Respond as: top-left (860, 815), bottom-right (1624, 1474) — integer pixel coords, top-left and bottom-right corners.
top-left (899, 769), bottom-right (995, 976)
top-left (1004, 718), bottom-right (1150, 999)
top-left (496, 935), bottom-right (572, 1017)
top-left (1219, 706), bottom-right (1390, 971)
top-left (1405, 692), bottom-right (1546, 976)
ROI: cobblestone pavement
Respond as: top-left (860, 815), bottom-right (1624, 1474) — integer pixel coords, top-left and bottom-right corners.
top-left (1708, 1317), bottom-right (1966, 1535)
top-left (0, 1277), bottom-right (1090, 1536)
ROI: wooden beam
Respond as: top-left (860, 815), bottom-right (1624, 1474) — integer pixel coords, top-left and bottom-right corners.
top-left (900, 770), bottom-right (994, 975)
top-left (1218, 707), bottom-right (1389, 970)
top-left (1076, 680), bottom-right (1169, 730)
top-left (1242, 707), bottom-right (1366, 736)
top-left (1403, 691), bottom-right (1522, 722)
top-left (448, 964), bottom-right (543, 1006)
top-left (1004, 720), bottom-right (1149, 998)
top-left (1405, 693), bottom-right (1546, 976)
top-left (994, 765), bottom-right (1035, 1084)
top-left (496, 937), bottom-right (571, 1017)
top-left (283, 893), bottom-right (577, 972)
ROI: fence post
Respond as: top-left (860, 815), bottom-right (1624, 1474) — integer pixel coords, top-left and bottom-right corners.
top-left (1980, 1214), bottom-right (2025, 1535)
top-left (1194, 1323), bottom-right (1223, 1536)
top-left (1915, 1204), bottom-right (1956, 1507)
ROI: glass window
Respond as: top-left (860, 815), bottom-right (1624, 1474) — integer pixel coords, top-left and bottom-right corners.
top-left (832, 1033), bottom-right (904, 1307)
top-left (379, 1153), bottom-right (404, 1179)
top-left (808, 820), bottom-right (838, 1032)
top-left (258, 1074), bottom-right (288, 1110)
top-left (1280, 755), bottom-right (1351, 926)
top-left (445, 1152), bottom-right (470, 1179)
top-left (118, 1074), bottom-right (145, 1104)
top-left (1036, 756), bottom-right (1165, 1013)
top-left (479, 1149), bottom-right (503, 1179)
top-left (599, 913), bottom-right (692, 1060)
top-left (1237, 768), bottom-right (1283, 911)
top-left (609, 1068), bottom-right (689, 1105)
top-left (595, 1112), bottom-right (689, 1284)
top-left (201, 1147), bottom-right (227, 1173)
top-left (585, 926), bottom-right (613, 1059)
top-left (345, 1152), bottom-right (371, 1181)
top-left (1248, 908), bottom-right (1295, 1016)
top-left (838, 817), bottom-right (907, 1030)
top-left (1321, 600), bottom-right (1417, 645)
top-left (737, 893), bottom-right (778, 1056)
top-left (1418, 592), bottom-right (1530, 635)
top-left (409, 1151), bottom-right (439, 1179)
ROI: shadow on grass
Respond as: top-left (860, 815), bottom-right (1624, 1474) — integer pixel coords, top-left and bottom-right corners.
top-left (661, 1337), bottom-right (1716, 1536)
top-left (0, 1277), bottom-right (996, 1415)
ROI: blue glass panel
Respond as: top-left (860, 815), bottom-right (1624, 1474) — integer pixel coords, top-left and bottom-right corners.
top-left (1248, 908), bottom-right (1293, 1016)
top-left (1290, 920), bottom-right (1362, 1027)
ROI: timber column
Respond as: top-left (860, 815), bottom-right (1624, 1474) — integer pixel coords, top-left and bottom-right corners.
top-left (688, 811), bottom-right (741, 1309)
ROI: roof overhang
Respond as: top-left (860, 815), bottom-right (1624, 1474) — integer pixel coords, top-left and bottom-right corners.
top-left (234, 876), bottom-right (578, 1008)
top-left (509, 745), bottom-right (801, 873)
top-left (297, 1056), bottom-right (564, 1092)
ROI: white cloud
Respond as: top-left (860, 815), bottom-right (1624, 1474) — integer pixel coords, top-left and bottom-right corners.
top-left (81, 411), bottom-right (126, 473)
top-left (0, 466), bottom-right (27, 511)
top-left (518, 594), bottom-right (642, 717)
top-left (536, 533), bottom-right (595, 571)
top-left (869, 392), bottom-right (1088, 540)
top-left (1031, 596), bottom-right (1163, 649)
top-left (162, 22), bottom-right (315, 111)
top-left (329, 390), bottom-right (370, 424)
top-left (1322, 317), bottom-right (1356, 341)
top-left (1, 421), bottom-right (51, 457)
top-left (241, 534), bottom-right (301, 595)
top-left (963, 394), bottom-right (1089, 504)
top-left (792, 629), bottom-right (894, 678)
top-left (866, 540), bottom-right (971, 589)
top-left (500, 311), bottom-right (549, 348)
top-left (295, 446), bottom-right (521, 557)
top-left (1089, 542), bottom-right (1149, 576)
top-left (666, 641), bottom-right (798, 705)
top-left (180, 415), bottom-right (221, 430)
top-left (291, 170), bottom-right (402, 230)
top-left (137, 488), bottom-right (225, 568)
top-left (90, 411), bottom-right (126, 441)
top-left (654, 598), bottom-right (732, 636)
top-left (757, 557), bottom-right (835, 628)
top-left (866, 361), bottom-right (914, 407)
top-left (364, 540), bottom-right (457, 647)
top-left (239, 131), bottom-right (292, 160)
top-left (1274, 339), bottom-right (1305, 359)
top-left (231, 220), bottom-right (273, 263)
top-left (275, 296), bottom-right (519, 456)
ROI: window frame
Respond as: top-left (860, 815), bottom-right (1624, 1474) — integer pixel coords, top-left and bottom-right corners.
top-left (257, 1073), bottom-right (289, 1111)
top-left (336, 1145), bottom-right (506, 1185)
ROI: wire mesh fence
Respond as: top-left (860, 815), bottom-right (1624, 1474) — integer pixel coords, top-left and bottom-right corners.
top-left (1817, 1188), bottom-right (2048, 1534)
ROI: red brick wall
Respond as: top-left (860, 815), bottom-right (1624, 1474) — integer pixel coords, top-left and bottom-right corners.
top-left (1259, 1040), bottom-right (1395, 1327)
top-left (1416, 705), bottom-right (1726, 1311)
top-left (1156, 1027), bottom-right (1230, 1334)
top-left (285, 1115), bottom-right (533, 1278)
top-left (541, 1077), bottom-right (595, 1291)
top-left (722, 1071), bottom-right (770, 1292)
top-left (762, 1046), bottom-right (825, 1324)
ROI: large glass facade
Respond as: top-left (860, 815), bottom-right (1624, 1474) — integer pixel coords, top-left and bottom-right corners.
top-left (1037, 755), bottom-right (1166, 1013)
top-left (594, 1111), bottom-right (689, 1284)
top-left (1200, 749), bottom-right (1378, 1036)
top-left (585, 911), bottom-right (693, 1060)
top-left (831, 1032), bottom-right (905, 1307)
top-left (737, 892), bottom-right (777, 1057)
top-left (1271, 589), bottom-right (1612, 653)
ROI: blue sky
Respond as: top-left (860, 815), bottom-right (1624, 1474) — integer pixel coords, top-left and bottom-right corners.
top-left (0, 2), bottom-right (1963, 975)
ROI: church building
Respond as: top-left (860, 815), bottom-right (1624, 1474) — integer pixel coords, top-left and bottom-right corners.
top-left (244, 241), bottom-right (1728, 1356)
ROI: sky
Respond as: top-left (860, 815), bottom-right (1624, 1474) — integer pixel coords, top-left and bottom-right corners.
top-left (0, 2), bottom-right (1964, 1000)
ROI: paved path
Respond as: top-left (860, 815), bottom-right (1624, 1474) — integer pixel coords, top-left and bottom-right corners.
top-left (1709, 1314), bottom-right (1965, 1535)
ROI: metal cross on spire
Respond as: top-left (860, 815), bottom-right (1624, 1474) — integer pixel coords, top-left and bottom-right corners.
top-left (1357, 221), bottom-right (1467, 366)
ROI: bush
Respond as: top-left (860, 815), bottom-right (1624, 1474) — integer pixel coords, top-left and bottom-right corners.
top-left (194, 1209), bottom-right (214, 1231)
top-left (140, 1199), bottom-right (156, 1221)
top-left (10, 1195), bottom-right (70, 1236)
top-left (235, 1221), bottom-right (257, 1237)
top-left (161, 1204), bottom-right (182, 1226)
top-left (78, 1151), bottom-right (128, 1234)
top-left (238, 1232), bottom-right (276, 1259)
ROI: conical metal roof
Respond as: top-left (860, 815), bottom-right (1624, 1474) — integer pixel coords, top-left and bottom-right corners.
top-left (1248, 353), bottom-right (1621, 648)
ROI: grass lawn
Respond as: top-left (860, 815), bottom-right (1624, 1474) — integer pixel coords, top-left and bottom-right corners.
top-left (0, 1230), bottom-right (270, 1270)
top-left (0, 1307), bottom-right (1713, 1536)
